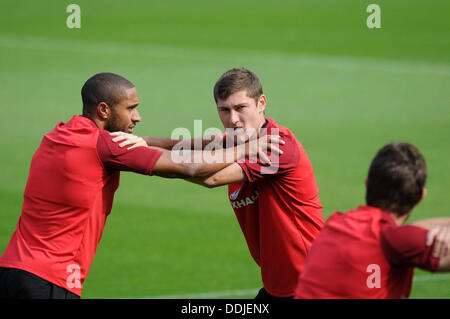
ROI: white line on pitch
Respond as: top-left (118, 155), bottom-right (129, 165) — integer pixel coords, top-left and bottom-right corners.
top-left (136, 274), bottom-right (450, 299)
top-left (0, 33), bottom-right (449, 76)
top-left (412, 273), bottom-right (450, 282)
top-left (138, 288), bottom-right (258, 299)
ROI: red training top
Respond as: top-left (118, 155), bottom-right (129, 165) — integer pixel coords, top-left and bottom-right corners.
top-left (0, 115), bottom-right (163, 296)
top-left (228, 118), bottom-right (324, 297)
top-left (295, 205), bottom-right (440, 299)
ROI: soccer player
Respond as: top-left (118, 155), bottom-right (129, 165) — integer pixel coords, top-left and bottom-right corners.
top-left (135, 68), bottom-right (324, 299)
top-left (294, 142), bottom-right (450, 299)
top-left (0, 72), bottom-right (280, 299)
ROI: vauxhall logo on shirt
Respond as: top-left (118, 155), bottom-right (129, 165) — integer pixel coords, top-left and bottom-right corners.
top-left (229, 188), bottom-right (259, 209)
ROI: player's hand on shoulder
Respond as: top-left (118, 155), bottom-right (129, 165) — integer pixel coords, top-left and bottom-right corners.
top-left (245, 134), bottom-right (285, 165)
top-left (426, 225), bottom-right (450, 259)
top-left (110, 132), bottom-right (148, 150)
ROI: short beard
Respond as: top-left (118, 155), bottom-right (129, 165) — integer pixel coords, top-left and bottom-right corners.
top-left (104, 109), bottom-right (125, 132)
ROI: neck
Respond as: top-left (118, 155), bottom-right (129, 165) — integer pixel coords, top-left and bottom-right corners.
top-left (83, 114), bottom-right (105, 130)
top-left (389, 211), bottom-right (411, 226)
top-left (257, 117), bottom-right (268, 131)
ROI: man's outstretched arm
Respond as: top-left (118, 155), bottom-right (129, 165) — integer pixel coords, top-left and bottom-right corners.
top-left (380, 224), bottom-right (450, 273)
top-left (151, 148), bottom-right (246, 179)
top-left (408, 218), bottom-right (450, 268)
top-left (140, 134), bottom-right (223, 151)
top-left (187, 163), bottom-right (248, 188)
top-left (108, 132), bottom-right (283, 179)
top-left (410, 218), bottom-right (450, 230)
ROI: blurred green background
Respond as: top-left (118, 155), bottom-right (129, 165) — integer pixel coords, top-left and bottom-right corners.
top-left (0, 0), bottom-right (449, 298)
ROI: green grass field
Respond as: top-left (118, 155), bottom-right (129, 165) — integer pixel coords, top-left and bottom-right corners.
top-left (0, 0), bottom-right (449, 298)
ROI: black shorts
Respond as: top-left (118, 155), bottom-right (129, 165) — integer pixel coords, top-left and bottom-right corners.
top-left (0, 267), bottom-right (80, 299)
top-left (254, 287), bottom-right (294, 300)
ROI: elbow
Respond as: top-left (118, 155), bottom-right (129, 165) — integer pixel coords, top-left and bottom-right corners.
top-left (179, 164), bottom-right (223, 188)
top-left (183, 164), bottom-right (198, 178)
top-left (202, 175), bottom-right (222, 188)
top-left (203, 180), bottom-right (219, 189)
top-left (183, 163), bottom-right (209, 178)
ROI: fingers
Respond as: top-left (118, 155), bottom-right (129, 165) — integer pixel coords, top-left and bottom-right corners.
top-left (240, 133), bottom-right (285, 164)
top-left (428, 226), bottom-right (450, 259)
top-left (127, 142), bottom-right (146, 150)
top-left (426, 227), bottom-right (439, 246)
top-left (258, 150), bottom-right (271, 165)
top-left (258, 135), bottom-right (285, 156)
top-left (260, 135), bottom-right (285, 149)
top-left (112, 135), bottom-right (127, 142)
top-left (233, 128), bottom-right (259, 144)
top-left (109, 132), bottom-right (146, 149)
top-left (119, 139), bottom-right (137, 148)
top-left (235, 129), bottom-right (250, 144)
top-left (246, 134), bottom-right (285, 165)
top-left (120, 138), bottom-right (146, 149)
top-left (436, 227), bottom-right (450, 258)
top-left (109, 131), bottom-right (124, 136)
top-left (267, 143), bottom-right (283, 155)
top-left (445, 232), bottom-right (450, 258)
top-left (110, 131), bottom-right (131, 142)
top-left (266, 135), bottom-right (285, 145)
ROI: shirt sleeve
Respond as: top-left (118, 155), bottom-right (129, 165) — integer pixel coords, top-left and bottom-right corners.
top-left (238, 131), bottom-right (300, 183)
top-left (97, 131), bottom-right (163, 175)
top-left (380, 224), bottom-right (440, 272)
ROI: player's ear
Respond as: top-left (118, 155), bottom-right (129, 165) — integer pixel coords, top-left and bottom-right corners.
top-left (97, 102), bottom-right (111, 120)
top-left (364, 178), bottom-right (368, 188)
top-left (414, 187), bottom-right (427, 208)
top-left (420, 187), bottom-right (427, 202)
top-left (257, 94), bottom-right (267, 113)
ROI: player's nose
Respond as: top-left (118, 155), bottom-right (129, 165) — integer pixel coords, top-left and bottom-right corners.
top-left (132, 109), bottom-right (141, 123)
top-left (230, 110), bottom-right (240, 126)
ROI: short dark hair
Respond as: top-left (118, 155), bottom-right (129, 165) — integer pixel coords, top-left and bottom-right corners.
top-left (213, 68), bottom-right (263, 103)
top-left (366, 142), bottom-right (427, 215)
top-left (81, 73), bottom-right (134, 117)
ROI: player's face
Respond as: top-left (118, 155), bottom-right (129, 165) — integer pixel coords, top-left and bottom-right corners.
top-left (106, 87), bottom-right (141, 134)
top-left (216, 90), bottom-right (266, 130)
